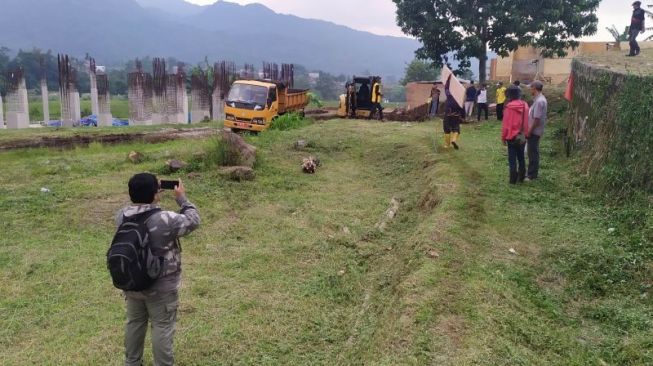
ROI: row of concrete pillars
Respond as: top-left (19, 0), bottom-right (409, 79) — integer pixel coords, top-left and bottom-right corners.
top-left (1, 57), bottom-right (237, 129)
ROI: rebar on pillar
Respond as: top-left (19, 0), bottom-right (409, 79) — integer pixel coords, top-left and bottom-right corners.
top-left (58, 54), bottom-right (80, 127)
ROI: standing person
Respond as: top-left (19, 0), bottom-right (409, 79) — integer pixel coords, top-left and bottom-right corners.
top-left (346, 82), bottom-right (357, 118)
top-left (513, 80), bottom-right (523, 99)
top-left (464, 81), bottom-right (477, 119)
top-left (628, 1), bottom-right (646, 57)
top-left (501, 86), bottom-right (529, 184)
top-left (526, 81), bottom-right (548, 181)
top-left (429, 85), bottom-right (441, 118)
top-left (476, 84), bottom-right (489, 121)
top-left (115, 173), bottom-right (201, 366)
top-left (496, 82), bottom-right (507, 121)
top-left (369, 77), bottom-right (384, 121)
top-left (442, 75), bottom-right (465, 150)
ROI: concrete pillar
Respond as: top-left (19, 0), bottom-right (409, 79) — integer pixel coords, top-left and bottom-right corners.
top-left (73, 91), bottom-right (81, 122)
top-left (0, 94), bottom-right (4, 128)
top-left (183, 91), bottom-right (189, 124)
top-left (89, 72), bottom-right (99, 116)
top-left (212, 87), bottom-right (225, 121)
top-left (128, 72), bottom-right (153, 126)
top-left (41, 79), bottom-right (50, 123)
top-left (97, 73), bottom-right (112, 127)
top-left (152, 58), bottom-right (167, 125)
top-left (63, 90), bottom-right (81, 127)
top-left (7, 75), bottom-right (30, 129)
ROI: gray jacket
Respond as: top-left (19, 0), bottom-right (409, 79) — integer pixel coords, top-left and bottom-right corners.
top-left (115, 196), bottom-right (200, 299)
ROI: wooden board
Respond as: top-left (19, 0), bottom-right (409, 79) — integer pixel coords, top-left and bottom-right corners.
top-left (441, 65), bottom-right (466, 109)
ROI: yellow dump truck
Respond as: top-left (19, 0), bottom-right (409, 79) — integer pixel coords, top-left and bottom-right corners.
top-left (224, 80), bottom-right (309, 132)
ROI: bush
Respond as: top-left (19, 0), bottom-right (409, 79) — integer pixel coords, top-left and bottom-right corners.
top-left (269, 112), bottom-right (310, 131)
top-left (307, 92), bottom-right (323, 108)
top-left (205, 135), bottom-right (239, 167)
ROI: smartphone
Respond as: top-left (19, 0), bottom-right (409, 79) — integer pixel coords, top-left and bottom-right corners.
top-left (160, 180), bottom-right (179, 190)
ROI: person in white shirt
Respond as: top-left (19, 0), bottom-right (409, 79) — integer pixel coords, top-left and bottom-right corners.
top-left (476, 84), bottom-right (489, 121)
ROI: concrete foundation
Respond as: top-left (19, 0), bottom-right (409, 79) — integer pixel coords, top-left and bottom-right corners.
top-left (41, 79), bottom-right (50, 123)
top-left (6, 74), bottom-right (30, 129)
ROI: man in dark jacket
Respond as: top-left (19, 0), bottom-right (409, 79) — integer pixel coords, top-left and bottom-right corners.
top-left (443, 75), bottom-right (465, 150)
top-left (117, 173), bottom-right (200, 366)
top-left (628, 1), bottom-right (647, 57)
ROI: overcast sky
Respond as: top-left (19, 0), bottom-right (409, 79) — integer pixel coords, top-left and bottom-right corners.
top-left (186, 0), bottom-right (643, 41)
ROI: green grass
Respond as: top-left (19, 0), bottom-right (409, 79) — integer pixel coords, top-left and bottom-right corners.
top-left (0, 115), bottom-right (650, 364)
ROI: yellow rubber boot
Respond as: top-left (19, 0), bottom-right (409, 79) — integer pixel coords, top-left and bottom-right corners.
top-left (443, 133), bottom-right (451, 148)
top-left (451, 132), bottom-right (460, 150)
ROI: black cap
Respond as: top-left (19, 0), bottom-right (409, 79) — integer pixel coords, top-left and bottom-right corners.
top-left (633, 1), bottom-right (641, 6)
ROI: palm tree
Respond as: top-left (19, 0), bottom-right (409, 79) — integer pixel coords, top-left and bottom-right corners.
top-left (606, 25), bottom-right (629, 48)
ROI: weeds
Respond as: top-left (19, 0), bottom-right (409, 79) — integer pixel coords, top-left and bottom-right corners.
top-left (269, 112), bottom-right (310, 131)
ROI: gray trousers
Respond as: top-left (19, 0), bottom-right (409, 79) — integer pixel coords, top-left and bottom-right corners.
top-left (125, 291), bottom-right (179, 366)
top-left (527, 135), bottom-right (541, 179)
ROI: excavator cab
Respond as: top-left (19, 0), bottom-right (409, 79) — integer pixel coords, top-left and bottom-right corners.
top-left (337, 76), bottom-right (380, 119)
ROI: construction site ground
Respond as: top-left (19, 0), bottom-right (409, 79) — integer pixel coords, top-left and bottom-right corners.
top-left (1, 111), bottom-right (650, 365)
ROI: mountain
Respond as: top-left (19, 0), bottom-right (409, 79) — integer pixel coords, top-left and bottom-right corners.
top-left (0, 0), bottom-right (420, 78)
top-left (134, 0), bottom-right (204, 16)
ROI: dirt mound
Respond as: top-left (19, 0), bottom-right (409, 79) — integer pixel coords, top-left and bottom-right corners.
top-left (386, 103), bottom-right (431, 122)
top-left (0, 128), bottom-right (217, 151)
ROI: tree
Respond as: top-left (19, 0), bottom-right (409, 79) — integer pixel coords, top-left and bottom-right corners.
top-left (393, 0), bottom-right (600, 83)
top-left (400, 59), bottom-right (441, 85)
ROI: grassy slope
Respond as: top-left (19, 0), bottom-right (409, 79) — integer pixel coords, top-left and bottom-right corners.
top-left (0, 117), bottom-right (650, 365)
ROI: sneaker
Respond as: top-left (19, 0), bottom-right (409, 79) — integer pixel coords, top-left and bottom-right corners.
top-left (452, 141), bottom-right (459, 150)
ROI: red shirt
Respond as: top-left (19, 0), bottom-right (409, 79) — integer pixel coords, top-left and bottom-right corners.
top-left (502, 100), bottom-right (529, 142)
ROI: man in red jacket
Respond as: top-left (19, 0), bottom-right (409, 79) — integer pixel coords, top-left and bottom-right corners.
top-left (501, 86), bottom-right (529, 184)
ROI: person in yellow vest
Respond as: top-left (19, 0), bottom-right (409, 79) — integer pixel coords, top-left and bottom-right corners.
top-left (496, 82), bottom-right (507, 121)
top-left (369, 77), bottom-right (384, 121)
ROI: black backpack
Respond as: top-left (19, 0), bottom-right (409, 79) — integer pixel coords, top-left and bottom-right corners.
top-left (107, 209), bottom-right (163, 291)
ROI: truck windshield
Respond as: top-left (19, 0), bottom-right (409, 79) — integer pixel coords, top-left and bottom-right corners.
top-left (227, 84), bottom-right (268, 109)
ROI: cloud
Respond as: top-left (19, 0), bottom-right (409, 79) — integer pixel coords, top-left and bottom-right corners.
top-left (185, 0), bottom-right (641, 41)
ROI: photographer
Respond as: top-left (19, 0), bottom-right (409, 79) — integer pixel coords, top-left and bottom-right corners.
top-left (115, 173), bottom-right (200, 366)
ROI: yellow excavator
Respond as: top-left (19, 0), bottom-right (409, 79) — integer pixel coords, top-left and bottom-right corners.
top-left (337, 76), bottom-right (382, 119)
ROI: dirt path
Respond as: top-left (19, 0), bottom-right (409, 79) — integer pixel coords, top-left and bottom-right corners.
top-left (0, 127), bottom-right (218, 151)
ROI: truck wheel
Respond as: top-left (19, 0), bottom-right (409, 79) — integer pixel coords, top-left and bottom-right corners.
top-left (299, 110), bottom-right (306, 118)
